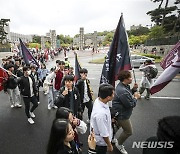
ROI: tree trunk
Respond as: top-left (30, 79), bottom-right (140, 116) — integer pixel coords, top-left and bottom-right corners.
top-left (158, 0), bottom-right (164, 9)
top-left (173, 13), bottom-right (180, 34)
top-left (161, 0), bottom-right (169, 26)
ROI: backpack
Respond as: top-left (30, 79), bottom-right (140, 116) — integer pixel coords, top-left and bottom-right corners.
top-left (148, 66), bottom-right (158, 79)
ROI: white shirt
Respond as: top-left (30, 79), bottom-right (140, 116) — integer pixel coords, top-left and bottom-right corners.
top-left (90, 98), bottom-right (113, 146)
top-left (83, 80), bottom-right (90, 103)
top-left (28, 76), bottom-right (34, 97)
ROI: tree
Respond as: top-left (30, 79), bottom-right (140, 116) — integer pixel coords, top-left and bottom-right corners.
top-left (57, 34), bottom-right (73, 47)
top-left (127, 26), bottom-right (150, 36)
top-left (148, 25), bottom-right (165, 38)
top-left (32, 35), bottom-right (41, 44)
top-left (147, 0), bottom-right (180, 34)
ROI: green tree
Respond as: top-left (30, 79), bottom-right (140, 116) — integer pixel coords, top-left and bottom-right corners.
top-left (128, 26), bottom-right (150, 36)
top-left (147, 0), bottom-right (180, 34)
top-left (57, 34), bottom-right (73, 47)
top-left (29, 43), bottom-right (41, 49)
top-left (148, 25), bottom-right (165, 38)
top-left (32, 35), bottom-right (41, 44)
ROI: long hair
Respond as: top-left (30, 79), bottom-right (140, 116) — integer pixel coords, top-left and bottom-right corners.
top-left (47, 119), bottom-right (69, 154)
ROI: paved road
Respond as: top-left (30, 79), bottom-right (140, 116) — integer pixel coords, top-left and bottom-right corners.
top-left (0, 50), bottom-right (179, 154)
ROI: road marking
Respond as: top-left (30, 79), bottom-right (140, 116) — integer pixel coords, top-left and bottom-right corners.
top-left (141, 96), bottom-right (180, 100)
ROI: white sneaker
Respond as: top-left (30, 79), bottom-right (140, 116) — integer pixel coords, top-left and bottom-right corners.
top-left (115, 143), bottom-right (128, 154)
top-left (11, 104), bottom-right (15, 108)
top-left (37, 102), bottom-right (40, 104)
top-left (29, 112), bottom-right (35, 118)
top-left (28, 118), bottom-right (35, 124)
top-left (53, 105), bottom-right (58, 109)
top-left (16, 104), bottom-right (22, 108)
top-left (48, 105), bottom-right (52, 110)
top-left (112, 138), bottom-right (118, 144)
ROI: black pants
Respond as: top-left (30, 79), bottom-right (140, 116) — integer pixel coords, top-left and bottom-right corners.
top-left (23, 96), bottom-right (38, 118)
top-left (81, 101), bottom-right (92, 120)
top-left (96, 145), bottom-right (107, 154)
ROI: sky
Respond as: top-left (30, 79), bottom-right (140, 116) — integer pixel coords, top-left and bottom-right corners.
top-left (0, 0), bottom-right (174, 37)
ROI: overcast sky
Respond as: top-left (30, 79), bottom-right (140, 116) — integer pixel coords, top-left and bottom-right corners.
top-left (0, 0), bottom-right (173, 37)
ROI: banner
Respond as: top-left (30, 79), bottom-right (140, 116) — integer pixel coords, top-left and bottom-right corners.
top-left (100, 14), bottom-right (131, 86)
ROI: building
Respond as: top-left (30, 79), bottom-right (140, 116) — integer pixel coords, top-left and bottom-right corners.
top-left (130, 24), bottom-right (142, 31)
top-left (41, 29), bottom-right (57, 49)
top-left (73, 28), bottom-right (105, 50)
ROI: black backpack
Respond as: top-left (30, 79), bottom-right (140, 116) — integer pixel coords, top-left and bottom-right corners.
top-left (148, 66), bottom-right (158, 79)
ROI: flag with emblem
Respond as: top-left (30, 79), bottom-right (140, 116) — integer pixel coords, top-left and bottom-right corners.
top-left (100, 14), bottom-right (131, 86)
top-left (150, 41), bottom-right (180, 94)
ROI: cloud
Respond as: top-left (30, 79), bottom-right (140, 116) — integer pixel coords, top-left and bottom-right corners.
top-left (0, 0), bottom-right (162, 37)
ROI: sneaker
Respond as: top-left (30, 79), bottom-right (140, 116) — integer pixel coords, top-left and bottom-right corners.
top-left (145, 96), bottom-right (150, 100)
top-left (37, 101), bottom-right (40, 104)
top-left (48, 105), bottom-right (52, 110)
top-left (15, 104), bottom-right (22, 108)
top-left (28, 118), bottom-right (35, 124)
top-left (11, 104), bottom-right (15, 108)
top-left (115, 143), bottom-right (128, 154)
top-left (52, 105), bottom-right (58, 109)
top-left (112, 138), bottom-right (118, 144)
top-left (29, 112), bottom-right (35, 118)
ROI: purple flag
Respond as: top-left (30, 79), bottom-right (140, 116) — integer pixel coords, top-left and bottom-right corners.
top-left (19, 38), bottom-right (39, 67)
top-left (150, 41), bottom-right (180, 94)
top-left (74, 52), bottom-right (81, 82)
top-left (160, 41), bottom-right (180, 69)
top-left (100, 14), bottom-right (132, 86)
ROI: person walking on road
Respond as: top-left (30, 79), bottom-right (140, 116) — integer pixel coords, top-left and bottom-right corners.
top-left (90, 83), bottom-right (115, 154)
top-left (139, 59), bottom-right (157, 100)
top-left (18, 66), bottom-right (39, 124)
top-left (112, 70), bottom-right (140, 154)
top-left (4, 64), bottom-right (22, 108)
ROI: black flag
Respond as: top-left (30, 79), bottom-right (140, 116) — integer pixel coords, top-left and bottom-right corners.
top-left (19, 38), bottom-right (39, 67)
top-left (74, 52), bottom-right (81, 82)
top-left (100, 14), bottom-right (131, 86)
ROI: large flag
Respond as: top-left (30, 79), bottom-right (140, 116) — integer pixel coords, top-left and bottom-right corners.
top-left (150, 41), bottom-right (180, 94)
top-left (74, 52), bottom-right (81, 82)
top-left (19, 38), bottom-right (39, 67)
top-left (100, 14), bottom-right (132, 86)
top-left (0, 67), bottom-right (8, 91)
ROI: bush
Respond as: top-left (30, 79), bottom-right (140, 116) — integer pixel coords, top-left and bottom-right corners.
top-left (138, 53), bottom-right (161, 59)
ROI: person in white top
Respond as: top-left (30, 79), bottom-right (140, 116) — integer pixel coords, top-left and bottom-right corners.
top-left (139, 59), bottom-right (157, 100)
top-left (90, 83), bottom-right (114, 154)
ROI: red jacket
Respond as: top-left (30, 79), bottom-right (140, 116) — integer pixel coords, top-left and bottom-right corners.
top-left (54, 70), bottom-right (63, 90)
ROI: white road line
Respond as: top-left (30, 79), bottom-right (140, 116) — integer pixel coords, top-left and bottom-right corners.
top-left (141, 96), bottom-right (180, 100)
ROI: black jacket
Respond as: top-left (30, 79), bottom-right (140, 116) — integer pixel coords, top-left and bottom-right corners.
top-left (76, 79), bottom-right (93, 103)
top-left (18, 75), bottom-right (37, 97)
top-left (54, 86), bottom-right (81, 117)
top-left (4, 74), bottom-right (18, 91)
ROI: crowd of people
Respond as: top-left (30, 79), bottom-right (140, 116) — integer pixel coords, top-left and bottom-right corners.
top-left (1, 50), bottom-right (179, 154)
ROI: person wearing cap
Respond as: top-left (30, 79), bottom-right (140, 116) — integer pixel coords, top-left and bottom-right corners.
top-left (139, 59), bottom-right (157, 100)
top-left (4, 64), bottom-right (22, 108)
top-left (143, 116), bottom-right (180, 154)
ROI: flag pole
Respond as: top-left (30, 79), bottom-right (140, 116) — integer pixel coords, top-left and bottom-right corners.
top-left (0, 66), bottom-right (18, 78)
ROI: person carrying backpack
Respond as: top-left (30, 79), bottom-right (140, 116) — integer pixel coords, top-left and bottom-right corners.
top-left (139, 59), bottom-right (158, 100)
